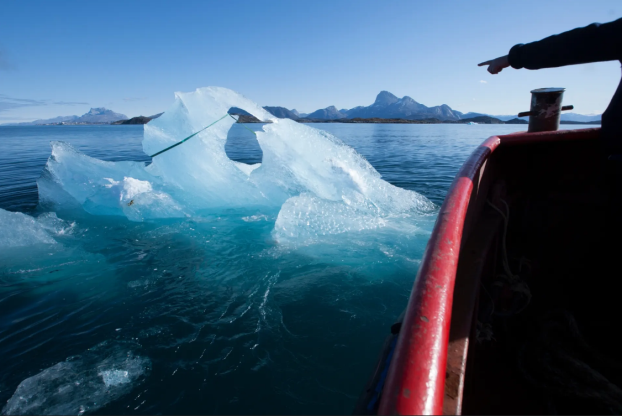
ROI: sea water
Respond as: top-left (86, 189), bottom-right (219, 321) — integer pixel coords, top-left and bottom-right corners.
top-left (0, 101), bottom-right (589, 415)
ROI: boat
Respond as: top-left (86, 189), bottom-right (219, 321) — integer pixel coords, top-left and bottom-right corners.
top-left (354, 89), bottom-right (619, 414)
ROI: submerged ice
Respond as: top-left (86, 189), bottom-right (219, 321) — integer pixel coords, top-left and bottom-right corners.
top-left (2, 341), bottom-right (150, 415)
top-left (36, 86), bottom-right (435, 243)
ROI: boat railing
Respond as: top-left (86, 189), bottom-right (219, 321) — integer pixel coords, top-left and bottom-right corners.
top-left (376, 127), bottom-right (600, 415)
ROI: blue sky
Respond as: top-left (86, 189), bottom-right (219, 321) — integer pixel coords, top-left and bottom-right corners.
top-left (0, 0), bottom-right (619, 123)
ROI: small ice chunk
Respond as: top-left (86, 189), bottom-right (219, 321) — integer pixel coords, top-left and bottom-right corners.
top-left (2, 341), bottom-right (150, 415)
top-left (0, 208), bottom-right (56, 247)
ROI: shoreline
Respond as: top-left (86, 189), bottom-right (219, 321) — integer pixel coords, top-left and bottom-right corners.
top-left (1, 118), bottom-right (602, 127)
top-left (233, 114), bottom-right (600, 125)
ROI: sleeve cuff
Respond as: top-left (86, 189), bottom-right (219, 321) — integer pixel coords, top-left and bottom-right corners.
top-left (508, 44), bottom-right (524, 69)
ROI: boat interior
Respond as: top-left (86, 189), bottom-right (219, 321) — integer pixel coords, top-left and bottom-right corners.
top-left (353, 129), bottom-right (622, 415)
top-left (447, 130), bottom-right (622, 415)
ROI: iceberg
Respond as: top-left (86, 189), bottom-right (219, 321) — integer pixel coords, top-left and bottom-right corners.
top-left (2, 341), bottom-right (150, 415)
top-left (36, 87), bottom-right (435, 244)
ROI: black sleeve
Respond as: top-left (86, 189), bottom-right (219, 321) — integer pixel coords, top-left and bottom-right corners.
top-left (508, 18), bottom-right (622, 70)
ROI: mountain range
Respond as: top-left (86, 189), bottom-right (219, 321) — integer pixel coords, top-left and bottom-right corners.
top-left (1, 91), bottom-right (601, 126)
top-left (263, 91), bottom-right (463, 121)
top-left (261, 91), bottom-right (601, 123)
top-left (3, 108), bottom-right (128, 126)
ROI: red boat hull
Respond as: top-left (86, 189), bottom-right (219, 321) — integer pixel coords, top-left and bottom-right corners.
top-left (373, 128), bottom-right (606, 415)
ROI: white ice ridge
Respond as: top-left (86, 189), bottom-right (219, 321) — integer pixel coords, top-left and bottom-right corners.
top-left (2, 341), bottom-right (150, 415)
top-left (37, 87), bottom-right (436, 241)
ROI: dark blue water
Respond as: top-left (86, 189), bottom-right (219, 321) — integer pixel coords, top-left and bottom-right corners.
top-left (0, 123), bottom-right (585, 414)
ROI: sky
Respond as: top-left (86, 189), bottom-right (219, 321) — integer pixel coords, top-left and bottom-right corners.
top-left (0, 0), bottom-right (620, 123)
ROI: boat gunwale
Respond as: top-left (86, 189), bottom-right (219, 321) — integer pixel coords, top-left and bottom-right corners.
top-left (377, 127), bottom-right (601, 415)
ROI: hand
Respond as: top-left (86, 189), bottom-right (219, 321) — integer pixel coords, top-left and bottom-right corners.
top-left (478, 55), bottom-right (510, 74)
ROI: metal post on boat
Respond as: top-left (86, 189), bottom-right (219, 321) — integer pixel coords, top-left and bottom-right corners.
top-left (518, 88), bottom-right (574, 132)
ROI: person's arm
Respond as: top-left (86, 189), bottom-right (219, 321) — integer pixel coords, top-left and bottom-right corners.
top-left (509, 18), bottom-right (622, 70)
top-left (479, 18), bottom-right (622, 74)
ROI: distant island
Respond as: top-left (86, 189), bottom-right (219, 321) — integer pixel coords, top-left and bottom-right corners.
top-left (111, 113), bottom-right (163, 125)
top-left (1, 90), bottom-right (601, 127)
top-left (4, 108), bottom-right (130, 126)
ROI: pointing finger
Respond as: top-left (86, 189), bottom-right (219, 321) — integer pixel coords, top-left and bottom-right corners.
top-left (478, 60), bottom-right (492, 66)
